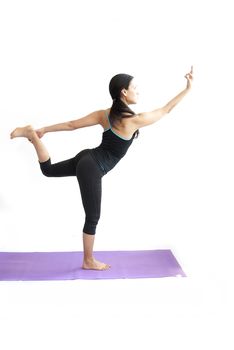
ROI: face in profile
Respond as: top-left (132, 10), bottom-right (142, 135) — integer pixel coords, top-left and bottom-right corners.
top-left (121, 78), bottom-right (139, 105)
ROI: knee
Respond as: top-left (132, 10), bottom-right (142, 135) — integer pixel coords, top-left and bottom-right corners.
top-left (39, 159), bottom-right (53, 177)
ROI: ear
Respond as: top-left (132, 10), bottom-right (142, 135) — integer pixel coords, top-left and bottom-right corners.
top-left (121, 88), bottom-right (127, 97)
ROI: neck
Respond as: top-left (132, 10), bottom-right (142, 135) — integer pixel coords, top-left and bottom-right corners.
top-left (120, 97), bottom-right (129, 106)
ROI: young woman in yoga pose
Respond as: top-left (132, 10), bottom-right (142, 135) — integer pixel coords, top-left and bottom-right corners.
top-left (10, 67), bottom-right (193, 271)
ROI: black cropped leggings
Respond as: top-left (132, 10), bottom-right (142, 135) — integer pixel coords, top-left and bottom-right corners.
top-left (39, 149), bottom-right (105, 235)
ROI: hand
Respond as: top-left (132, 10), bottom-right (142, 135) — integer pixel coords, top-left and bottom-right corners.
top-left (35, 127), bottom-right (46, 138)
top-left (184, 65), bottom-right (193, 90)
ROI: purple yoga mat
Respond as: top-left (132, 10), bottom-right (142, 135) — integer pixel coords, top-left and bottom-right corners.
top-left (0, 250), bottom-right (186, 281)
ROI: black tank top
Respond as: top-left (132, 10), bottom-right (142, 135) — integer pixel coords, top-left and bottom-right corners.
top-left (90, 111), bottom-right (135, 174)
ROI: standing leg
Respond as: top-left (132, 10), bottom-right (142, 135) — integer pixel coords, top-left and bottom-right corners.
top-left (82, 233), bottom-right (110, 270)
top-left (76, 152), bottom-right (110, 270)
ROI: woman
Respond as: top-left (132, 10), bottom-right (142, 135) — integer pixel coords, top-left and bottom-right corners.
top-left (10, 67), bottom-right (193, 271)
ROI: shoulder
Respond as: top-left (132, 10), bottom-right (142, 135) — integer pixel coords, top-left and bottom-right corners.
top-left (99, 108), bottom-right (138, 134)
top-left (99, 108), bottom-right (111, 128)
top-left (100, 108), bottom-right (111, 118)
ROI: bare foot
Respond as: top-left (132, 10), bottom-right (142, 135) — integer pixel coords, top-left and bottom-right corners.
top-left (10, 125), bottom-right (35, 140)
top-left (82, 257), bottom-right (111, 271)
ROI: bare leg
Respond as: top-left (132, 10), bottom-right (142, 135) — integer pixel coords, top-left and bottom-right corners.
top-left (82, 232), bottom-right (111, 270)
top-left (10, 125), bottom-right (49, 162)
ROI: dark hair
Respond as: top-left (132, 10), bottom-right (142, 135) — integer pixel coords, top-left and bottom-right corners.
top-left (109, 73), bottom-right (139, 138)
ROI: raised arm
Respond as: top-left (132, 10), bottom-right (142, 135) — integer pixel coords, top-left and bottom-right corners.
top-left (36, 110), bottom-right (103, 137)
top-left (133, 66), bottom-right (193, 129)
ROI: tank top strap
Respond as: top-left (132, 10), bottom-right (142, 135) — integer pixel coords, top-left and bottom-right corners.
top-left (105, 110), bottom-right (112, 128)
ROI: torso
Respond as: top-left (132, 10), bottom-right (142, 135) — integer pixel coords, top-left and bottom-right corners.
top-left (99, 108), bottom-right (138, 139)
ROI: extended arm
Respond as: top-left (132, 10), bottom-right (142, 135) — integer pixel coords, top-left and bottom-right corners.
top-left (36, 110), bottom-right (103, 137)
top-left (133, 66), bottom-right (193, 129)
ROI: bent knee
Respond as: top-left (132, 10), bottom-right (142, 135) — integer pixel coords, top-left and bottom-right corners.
top-left (39, 159), bottom-right (53, 177)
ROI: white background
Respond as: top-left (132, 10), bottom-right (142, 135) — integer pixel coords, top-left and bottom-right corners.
top-left (0, 0), bottom-right (233, 349)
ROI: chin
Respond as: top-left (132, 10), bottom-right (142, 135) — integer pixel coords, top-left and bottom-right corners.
top-left (129, 99), bottom-right (138, 105)
top-left (127, 98), bottom-right (138, 106)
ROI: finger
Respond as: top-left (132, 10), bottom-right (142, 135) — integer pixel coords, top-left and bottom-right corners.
top-left (190, 65), bottom-right (193, 74)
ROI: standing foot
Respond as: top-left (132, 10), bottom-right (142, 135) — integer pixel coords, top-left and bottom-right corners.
top-left (82, 257), bottom-right (111, 271)
top-left (10, 125), bottom-right (36, 140)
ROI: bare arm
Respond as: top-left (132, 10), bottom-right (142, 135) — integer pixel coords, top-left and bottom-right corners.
top-left (133, 66), bottom-right (193, 129)
top-left (36, 110), bottom-right (103, 137)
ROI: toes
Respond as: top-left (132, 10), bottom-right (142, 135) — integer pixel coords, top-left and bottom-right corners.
top-left (98, 264), bottom-right (109, 270)
top-left (103, 264), bottom-right (110, 270)
top-left (82, 260), bottom-right (111, 270)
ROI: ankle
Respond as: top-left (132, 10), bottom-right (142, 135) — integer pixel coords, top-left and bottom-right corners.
top-left (30, 130), bottom-right (38, 140)
top-left (84, 256), bottom-right (94, 263)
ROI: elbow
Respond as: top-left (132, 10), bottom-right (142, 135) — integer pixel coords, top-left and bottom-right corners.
top-left (166, 108), bottom-right (172, 114)
top-left (163, 105), bottom-right (173, 114)
top-left (161, 106), bottom-right (170, 115)
top-left (68, 121), bottom-right (76, 130)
